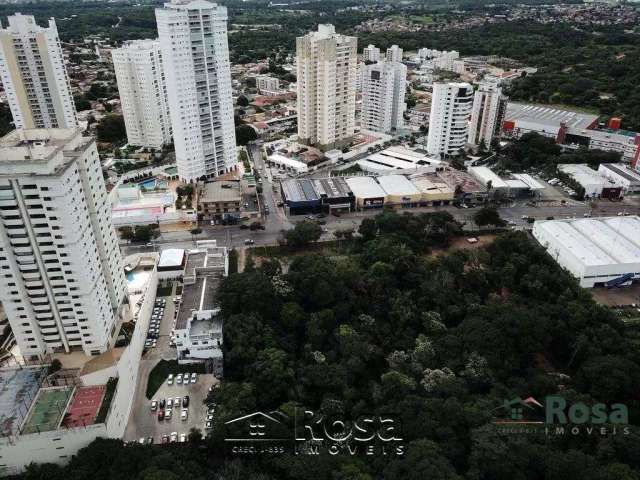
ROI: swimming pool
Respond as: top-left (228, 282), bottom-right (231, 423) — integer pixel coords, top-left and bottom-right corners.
top-left (126, 270), bottom-right (151, 291)
top-left (139, 179), bottom-right (168, 190)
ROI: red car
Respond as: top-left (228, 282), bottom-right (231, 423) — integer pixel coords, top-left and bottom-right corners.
top-left (157, 409), bottom-right (165, 421)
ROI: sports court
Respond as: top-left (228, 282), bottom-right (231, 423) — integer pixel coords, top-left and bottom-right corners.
top-left (62, 386), bottom-right (106, 428)
top-left (21, 387), bottom-right (72, 434)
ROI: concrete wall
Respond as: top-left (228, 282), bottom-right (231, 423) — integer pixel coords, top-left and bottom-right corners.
top-left (0, 424), bottom-right (107, 476)
top-left (106, 254), bottom-right (158, 438)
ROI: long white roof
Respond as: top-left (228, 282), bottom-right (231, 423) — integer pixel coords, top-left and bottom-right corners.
top-left (377, 175), bottom-right (421, 196)
top-left (536, 216), bottom-right (640, 267)
top-left (468, 166), bottom-right (509, 189)
top-left (345, 176), bottom-right (386, 198)
top-left (536, 220), bottom-right (614, 267)
top-left (571, 219), bottom-right (640, 264)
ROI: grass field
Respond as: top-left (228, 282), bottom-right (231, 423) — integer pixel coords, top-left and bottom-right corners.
top-left (21, 388), bottom-right (71, 434)
top-left (146, 360), bottom-right (206, 399)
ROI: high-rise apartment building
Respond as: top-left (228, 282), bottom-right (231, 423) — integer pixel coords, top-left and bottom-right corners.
top-left (468, 81), bottom-right (508, 148)
top-left (363, 44), bottom-right (380, 63)
top-left (427, 82), bottom-right (474, 157)
top-left (156, 0), bottom-right (237, 182)
top-left (0, 14), bottom-right (77, 130)
top-left (296, 24), bottom-right (357, 150)
top-left (112, 40), bottom-right (172, 149)
top-left (386, 45), bottom-right (403, 63)
top-left (361, 60), bottom-right (406, 134)
top-left (0, 129), bottom-right (127, 360)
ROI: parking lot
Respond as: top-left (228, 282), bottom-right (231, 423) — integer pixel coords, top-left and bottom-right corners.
top-left (129, 372), bottom-right (218, 444)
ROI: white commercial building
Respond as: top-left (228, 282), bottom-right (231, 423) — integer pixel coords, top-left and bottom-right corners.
top-left (0, 129), bottom-right (127, 360)
top-left (0, 14), bottom-right (77, 130)
top-left (362, 44), bottom-right (380, 63)
top-left (296, 24), bottom-right (357, 149)
top-left (598, 163), bottom-right (640, 194)
top-left (345, 176), bottom-right (386, 209)
top-left (468, 81), bottom-right (508, 147)
top-left (256, 75), bottom-right (281, 95)
top-left (156, 0), bottom-right (237, 182)
top-left (112, 40), bottom-right (172, 149)
top-left (361, 59), bottom-right (406, 135)
top-left (174, 241), bottom-right (227, 365)
top-left (557, 163), bottom-right (617, 198)
top-left (427, 82), bottom-right (474, 157)
top-left (533, 216), bottom-right (640, 288)
top-left (267, 153), bottom-right (309, 174)
top-left (468, 166), bottom-right (509, 191)
top-left (357, 146), bottom-right (441, 174)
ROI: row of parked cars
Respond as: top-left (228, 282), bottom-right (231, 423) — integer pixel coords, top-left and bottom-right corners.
top-left (167, 372), bottom-right (198, 386)
top-left (138, 432), bottom-right (187, 444)
top-left (151, 395), bottom-right (190, 422)
top-left (145, 298), bottom-right (166, 349)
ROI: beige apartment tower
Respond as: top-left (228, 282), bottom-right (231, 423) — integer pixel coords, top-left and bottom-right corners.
top-left (296, 24), bottom-right (357, 150)
top-left (0, 14), bottom-right (77, 130)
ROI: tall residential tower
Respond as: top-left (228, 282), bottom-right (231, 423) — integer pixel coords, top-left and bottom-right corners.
top-left (361, 58), bottom-right (406, 134)
top-left (0, 14), bottom-right (77, 130)
top-left (468, 80), bottom-right (508, 148)
top-left (112, 40), bottom-right (172, 149)
top-left (156, 0), bottom-right (237, 182)
top-left (427, 82), bottom-right (473, 157)
top-left (0, 129), bottom-right (127, 360)
top-left (296, 24), bottom-right (357, 150)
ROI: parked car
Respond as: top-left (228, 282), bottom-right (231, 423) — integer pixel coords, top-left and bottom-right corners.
top-left (157, 410), bottom-right (165, 421)
top-left (167, 374), bottom-right (174, 386)
top-left (182, 395), bottom-right (189, 408)
top-left (190, 372), bottom-right (197, 384)
top-left (165, 408), bottom-right (172, 420)
top-left (159, 398), bottom-right (166, 409)
top-left (150, 400), bottom-right (158, 411)
top-left (180, 433), bottom-right (187, 443)
top-left (205, 420), bottom-right (213, 430)
top-left (167, 398), bottom-right (173, 408)
top-left (176, 373), bottom-right (183, 385)
top-left (244, 239), bottom-right (255, 245)
top-left (170, 432), bottom-right (178, 443)
top-left (181, 409), bottom-right (188, 421)
top-left (161, 435), bottom-right (169, 444)
top-left (174, 397), bottom-right (181, 407)
top-left (146, 436), bottom-right (153, 444)
top-left (139, 438), bottom-right (145, 444)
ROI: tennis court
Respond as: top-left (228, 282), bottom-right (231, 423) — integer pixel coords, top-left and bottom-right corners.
top-left (62, 386), bottom-right (105, 428)
top-left (21, 387), bottom-right (72, 434)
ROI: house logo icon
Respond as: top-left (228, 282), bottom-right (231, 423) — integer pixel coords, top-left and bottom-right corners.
top-left (492, 396), bottom-right (544, 425)
top-left (224, 411), bottom-right (290, 441)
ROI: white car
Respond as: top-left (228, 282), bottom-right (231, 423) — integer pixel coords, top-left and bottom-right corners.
top-left (170, 432), bottom-right (178, 443)
top-left (181, 409), bottom-right (188, 421)
top-left (150, 400), bottom-right (158, 411)
top-left (165, 408), bottom-right (172, 420)
top-left (174, 397), bottom-right (181, 408)
top-left (167, 398), bottom-right (173, 408)
top-left (176, 373), bottom-right (183, 385)
top-left (190, 373), bottom-right (197, 384)
top-left (180, 433), bottom-right (187, 443)
top-left (167, 374), bottom-right (174, 386)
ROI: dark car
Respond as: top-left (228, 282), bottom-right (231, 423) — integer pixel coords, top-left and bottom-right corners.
top-left (239, 224), bottom-right (249, 230)
top-left (159, 398), bottom-right (166, 409)
top-left (161, 435), bottom-right (169, 444)
top-left (157, 409), bottom-right (165, 421)
top-left (183, 395), bottom-right (190, 408)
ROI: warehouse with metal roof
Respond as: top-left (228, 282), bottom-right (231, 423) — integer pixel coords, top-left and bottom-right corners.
top-left (532, 216), bottom-right (640, 287)
top-left (377, 175), bottom-right (422, 206)
top-left (345, 176), bottom-right (387, 209)
top-left (281, 178), bottom-right (321, 214)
